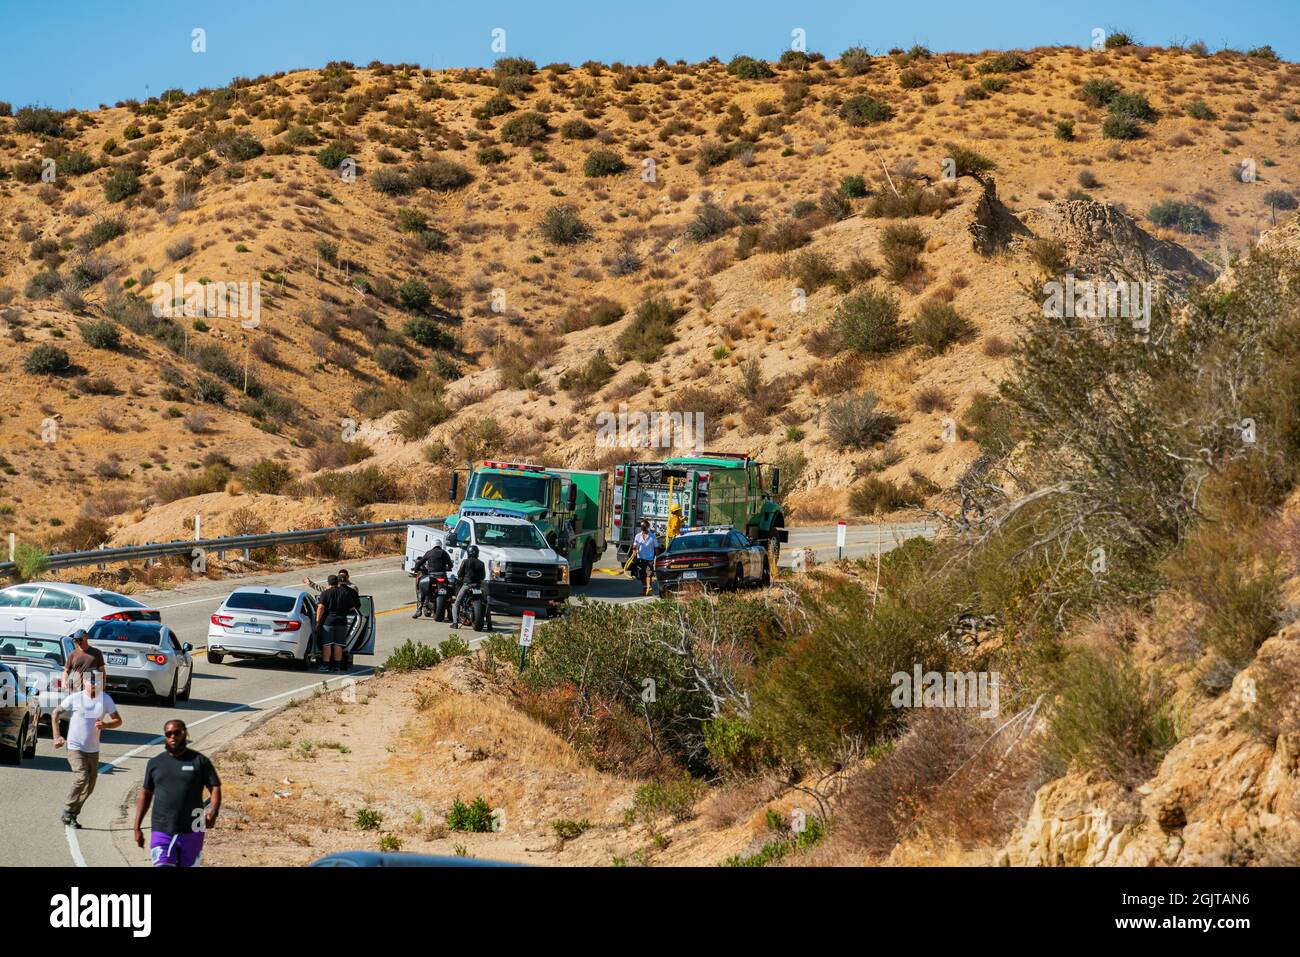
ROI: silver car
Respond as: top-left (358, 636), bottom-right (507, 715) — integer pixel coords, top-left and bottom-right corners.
top-left (0, 632), bottom-right (73, 735)
top-left (0, 582), bottom-right (160, 638)
top-left (207, 585), bottom-right (376, 669)
top-left (86, 620), bottom-right (194, 706)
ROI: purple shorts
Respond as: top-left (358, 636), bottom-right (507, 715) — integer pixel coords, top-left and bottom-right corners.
top-left (149, 830), bottom-right (205, 867)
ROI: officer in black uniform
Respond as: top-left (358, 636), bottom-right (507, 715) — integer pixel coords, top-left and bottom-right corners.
top-left (450, 545), bottom-right (487, 630)
top-left (411, 542), bottom-right (454, 618)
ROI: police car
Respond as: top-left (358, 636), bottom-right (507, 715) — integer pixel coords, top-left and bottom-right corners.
top-left (652, 525), bottom-right (770, 597)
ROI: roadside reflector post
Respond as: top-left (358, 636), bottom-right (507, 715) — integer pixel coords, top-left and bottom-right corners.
top-left (519, 610), bottom-right (536, 671)
top-left (195, 514), bottom-right (201, 542)
top-left (7, 533), bottom-right (13, 563)
top-left (836, 520), bottom-right (847, 561)
top-left (242, 548), bottom-right (251, 562)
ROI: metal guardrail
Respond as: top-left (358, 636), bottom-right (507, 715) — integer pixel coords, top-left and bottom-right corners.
top-left (0, 517), bottom-right (447, 576)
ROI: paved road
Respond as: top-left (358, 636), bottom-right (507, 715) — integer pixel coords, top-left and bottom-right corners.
top-left (0, 521), bottom-right (932, 867)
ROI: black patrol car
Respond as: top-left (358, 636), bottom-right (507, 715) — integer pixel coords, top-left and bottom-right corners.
top-left (653, 525), bottom-right (770, 597)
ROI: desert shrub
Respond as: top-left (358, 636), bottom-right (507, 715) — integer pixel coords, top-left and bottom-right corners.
top-left (558, 350), bottom-right (615, 396)
top-left (685, 203), bottom-right (739, 242)
top-left (910, 301), bottom-right (972, 354)
top-left (418, 156), bottom-right (471, 191)
top-left (558, 298), bottom-right (624, 332)
top-left (397, 279), bottom-right (432, 312)
top-left (839, 94), bottom-right (894, 126)
top-left (80, 217), bottom-right (127, 250)
top-left (242, 458), bottom-right (293, 494)
top-left (1054, 119), bottom-right (1075, 141)
top-left (59, 516), bottom-right (111, 552)
top-left (695, 140), bottom-right (731, 171)
top-left (1045, 644), bottom-right (1178, 782)
top-left (1184, 98), bottom-right (1215, 120)
top-left (583, 149), bottom-right (626, 177)
top-left (945, 144), bottom-right (996, 178)
top-left (1264, 190), bottom-right (1297, 211)
top-left (375, 344), bottom-right (417, 379)
top-left (826, 392), bottom-right (898, 449)
top-left (446, 797), bottom-right (495, 833)
top-left (384, 639), bottom-right (441, 672)
top-left (840, 174), bottom-right (868, 198)
top-left (314, 464), bottom-right (398, 508)
top-left (538, 204), bottom-right (591, 245)
top-left (561, 119), bottom-right (596, 139)
top-left (1027, 237), bottom-right (1069, 274)
top-left (24, 344), bottom-right (70, 374)
top-left (791, 250), bottom-right (838, 294)
top-left (215, 133), bottom-right (263, 162)
top-left (166, 236), bottom-right (194, 262)
top-left (403, 315), bottom-right (453, 349)
top-left (959, 393), bottom-right (1019, 457)
top-left (616, 294), bottom-right (683, 362)
top-left (393, 374), bottom-right (452, 441)
top-left (976, 51), bottom-right (1029, 74)
top-left (1108, 91), bottom-right (1156, 122)
top-left (370, 168), bottom-right (410, 195)
top-left (476, 145), bottom-right (506, 165)
top-left (316, 142), bottom-right (350, 169)
top-left (15, 106), bottom-right (65, 137)
top-left (154, 461), bottom-right (231, 502)
top-left (499, 111), bottom-right (551, 145)
top-left (14, 545), bottom-right (50, 579)
top-left (727, 55), bottom-right (774, 80)
top-left (864, 183), bottom-right (949, 218)
top-left (899, 68), bottom-right (929, 89)
top-left (1079, 78), bottom-right (1121, 107)
top-left (495, 56), bottom-right (536, 78)
top-left (833, 288), bottom-right (904, 355)
top-left (1146, 199), bottom-right (1213, 234)
top-left (103, 168), bottom-right (140, 202)
top-left (1102, 113), bottom-right (1144, 140)
top-left (879, 222), bottom-right (926, 281)
top-left (78, 320), bottom-right (121, 350)
top-left (840, 47), bottom-right (873, 76)
top-left (474, 94), bottom-right (514, 119)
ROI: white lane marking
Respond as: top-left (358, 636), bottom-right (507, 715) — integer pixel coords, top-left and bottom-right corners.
top-left (65, 825), bottom-right (87, 867)
top-left (71, 669), bottom-right (374, 867)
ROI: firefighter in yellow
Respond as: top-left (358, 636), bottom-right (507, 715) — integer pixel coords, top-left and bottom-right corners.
top-left (665, 503), bottom-right (684, 544)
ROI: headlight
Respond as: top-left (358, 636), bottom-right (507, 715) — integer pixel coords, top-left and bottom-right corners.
top-left (558, 564), bottom-right (569, 584)
top-left (489, 560), bottom-right (507, 580)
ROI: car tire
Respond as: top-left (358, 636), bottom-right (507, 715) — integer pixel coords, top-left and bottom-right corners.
top-left (23, 718), bottom-right (37, 759)
top-left (1, 721), bottom-right (25, 765)
top-left (208, 651), bottom-right (224, 665)
top-left (760, 559), bottom-right (771, 588)
top-left (159, 674), bottom-right (178, 708)
top-left (572, 543), bottom-right (594, 586)
top-left (178, 669), bottom-right (192, 701)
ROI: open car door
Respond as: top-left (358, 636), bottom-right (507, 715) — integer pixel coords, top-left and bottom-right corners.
top-left (346, 595), bottom-right (376, 656)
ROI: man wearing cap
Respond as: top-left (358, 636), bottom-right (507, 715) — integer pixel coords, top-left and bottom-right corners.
top-left (61, 628), bottom-right (106, 694)
top-left (53, 672), bottom-right (121, 828)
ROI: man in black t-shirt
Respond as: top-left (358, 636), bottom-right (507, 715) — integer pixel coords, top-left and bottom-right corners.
top-left (134, 719), bottom-right (221, 867)
top-left (315, 574), bottom-right (360, 672)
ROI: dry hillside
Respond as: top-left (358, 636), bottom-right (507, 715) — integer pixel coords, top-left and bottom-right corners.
top-left (1, 43), bottom-right (1297, 552)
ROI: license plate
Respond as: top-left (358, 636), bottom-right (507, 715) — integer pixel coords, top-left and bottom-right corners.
top-left (107, 655), bottom-right (127, 666)
top-left (526, 590), bottom-right (541, 599)
top-left (681, 571), bottom-right (698, 581)
top-left (239, 624), bottom-right (265, 635)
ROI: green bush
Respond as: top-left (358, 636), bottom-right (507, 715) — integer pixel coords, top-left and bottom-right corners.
top-left (446, 797), bottom-right (495, 833)
top-left (384, 639), bottom-right (442, 672)
top-left (1146, 200), bottom-right (1213, 234)
top-left (1045, 645), bottom-right (1178, 782)
top-left (242, 458), bottom-right (293, 494)
top-left (976, 51), bottom-right (1029, 74)
top-left (403, 316), bottom-right (453, 349)
top-left (825, 392), bottom-right (898, 449)
top-left (216, 133), bottom-right (264, 162)
top-left (685, 203), bottom-right (739, 242)
top-left (15, 106), bottom-right (65, 137)
top-left (945, 144), bottom-right (996, 178)
top-left (726, 56), bottom-right (774, 80)
top-left (397, 279), bottom-right (432, 312)
top-left (25, 270), bottom-right (63, 299)
top-left (560, 119), bottom-right (596, 139)
top-left (14, 544), bottom-right (49, 579)
top-left (840, 174), bottom-right (868, 198)
top-left (1101, 113), bottom-right (1143, 140)
top-left (1264, 190), bottom-right (1298, 211)
top-left (833, 288), bottom-right (904, 355)
top-left (370, 169), bottom-right (410, 195)
top-left (416, 157), bottom-right (471, 191)
top-left (1107, 91), bottom-right (1156, 122)
top-left (354, 808), bottom-right (382, 830)
top-left (625, 777), bottom-right (705, 826)
top-left (313, 464), bottom-right (398, 508)
top-left (839, 94), bottom-right (894, 126)
top-left (1184, 98), bottom-right (1215, 120)
top-left (879, 223), bottom-right (926, 281)
top-left (616, 294), bottom-right (683, 362)
top-left (959, 393), bottom-right (1019, 456)
top-left (316, 143), bottom-right (350, 169)
top-left (1079, 78), bottom-right (1120, 107)
top-left (1054, 120), bottom-right (1075, 141)
top-left (80, 217), bottom-right (126, 250)
top-left (558, 350), bottom-right (615, 396)
top-left (24, 344), bottom-right (71, 374)
top-left (476, 145), bottom-right (507, 165)
top-left (849, 476), bottom-right (925, 514)
top-left (910, 301), bottom-right (972, 354)
top-left (552, 818), bottom-right (591, 840)
top-left (78, 320), bottom-right (121, 350)
top-left (474, 94), bottom-right (514, 119)
top-left (103, 168), bottom-right (140, 202)
top-left (438, 635), bottom-right (470, 659)
top-left (538, 204), bottom-right (591, 245)
top-left (840, 47), bottom-right (873, 76)
top-left (375, 344), bottom-right (417, 379)
top-left (499, 111), bottom-right (551, 145)
top-left (583, 149), bottom-right (626, 177)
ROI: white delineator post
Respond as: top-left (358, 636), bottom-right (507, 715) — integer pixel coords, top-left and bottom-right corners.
top-left (836, 520), bottom-right (847, 561)
top-left (519, 610), bottom-right (536, 670)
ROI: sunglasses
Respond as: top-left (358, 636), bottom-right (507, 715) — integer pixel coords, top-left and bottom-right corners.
top-left (163, 729), bottom-right (185, 737)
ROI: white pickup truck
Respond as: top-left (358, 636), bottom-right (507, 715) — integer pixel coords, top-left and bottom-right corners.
top-left (404, 513), bottom-right (570, 618)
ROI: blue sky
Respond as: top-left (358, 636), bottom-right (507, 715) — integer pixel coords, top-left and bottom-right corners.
top-left (1, 0), bottom-right (1296, 111)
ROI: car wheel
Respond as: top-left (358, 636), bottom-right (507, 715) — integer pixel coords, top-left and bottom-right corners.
top-left (23, 717), bottom-right (37, 759)
top-left (1, 721), bottom-right (25, 765)
top-left (178, 668), bottom-right (192, 701)
top-left (572, 543), bottom-right (594, 586)
top-left (159, 674), bottom-right (178, 708)
top-left (208, 651), bottom-right (224, 665)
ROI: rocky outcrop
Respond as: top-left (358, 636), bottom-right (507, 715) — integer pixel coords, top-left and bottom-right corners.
top-left (1000, 627), bottom-right (1300, 866)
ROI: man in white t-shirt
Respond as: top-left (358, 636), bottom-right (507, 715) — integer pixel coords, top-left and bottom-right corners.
top-left (52, 672), bottom-right (122, 828)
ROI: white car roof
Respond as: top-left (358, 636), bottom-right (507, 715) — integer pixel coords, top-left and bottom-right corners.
top-left (226, 586), bottom-right (307, 599)
top-left (4, 582), bottom-right (103, 595)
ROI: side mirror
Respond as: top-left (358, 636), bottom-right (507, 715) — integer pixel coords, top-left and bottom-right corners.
top-left (771, 467), bottom-right (780, 496)
top-left (182, 642), bottom-right (193, 653)
top-left (448, 471), bottom-right (459, 502)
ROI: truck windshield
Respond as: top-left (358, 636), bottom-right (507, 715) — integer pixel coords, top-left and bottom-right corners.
top-left (474, 521), bottom-right (547, 549)
top-left (467, 472), bottom-right (550, 507)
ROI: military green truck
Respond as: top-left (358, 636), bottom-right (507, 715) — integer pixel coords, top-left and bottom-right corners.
top-left (446, 460), bottom-right (609, 584)
top-left (611, 453), bottom-right (787, 564)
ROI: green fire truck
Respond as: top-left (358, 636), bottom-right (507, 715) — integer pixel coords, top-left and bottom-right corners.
top-left (611, 453), bottom-right (787, 564)
top-left (446, 460), bottom-right (609, 584)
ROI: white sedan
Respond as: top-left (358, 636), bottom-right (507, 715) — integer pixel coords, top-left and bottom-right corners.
top-left (0, 582), bottom-right (160, 638)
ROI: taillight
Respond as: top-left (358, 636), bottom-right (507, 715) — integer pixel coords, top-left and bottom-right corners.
top-left (146, 654), bottom-right (167, 666)
top-left (211, 614), bottom-right (233, 627)
top-left (273, 620), bottom-right (301, 632)
top-left (102, 612), bottom-right (132, 621)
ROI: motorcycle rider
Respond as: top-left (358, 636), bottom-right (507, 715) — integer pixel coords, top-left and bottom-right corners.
top-left (449, 544), bottom-right (487, 630)
top-left (411, 541), bottom-right (454, 618)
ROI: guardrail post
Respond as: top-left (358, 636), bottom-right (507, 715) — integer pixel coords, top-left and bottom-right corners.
top-left (97, 544), bottom-right (106, 572)
top-left (359, 534), bottom-right (367, 547)
top-left (242, 548), bottom-right (251, 561)
top-left (217, 550), bottom-right (225, 560)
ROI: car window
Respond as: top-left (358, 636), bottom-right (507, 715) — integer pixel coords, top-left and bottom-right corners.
top-left (0, 587), bottom-right (41, 608)
top-left (225, 592), bottom-right (298, 613)
top-left (454, 522), bottom-right (472, 545)
top-left (87, 623), bottom-right (163, 645)
top-left (475, 521), bottom-right (546, 549)
top-left (169, 632), bottom-right (182, 652)
top-left (0, 636), bottom-right (65, 663)
top-left (88, 591), bottom-right (148, 609)
top-left (730, 532), bottom-right (749, 548)
top-left (37, 589), bottom-right (84, 611)
top-left (667, 534), bottom-right (729, 552)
